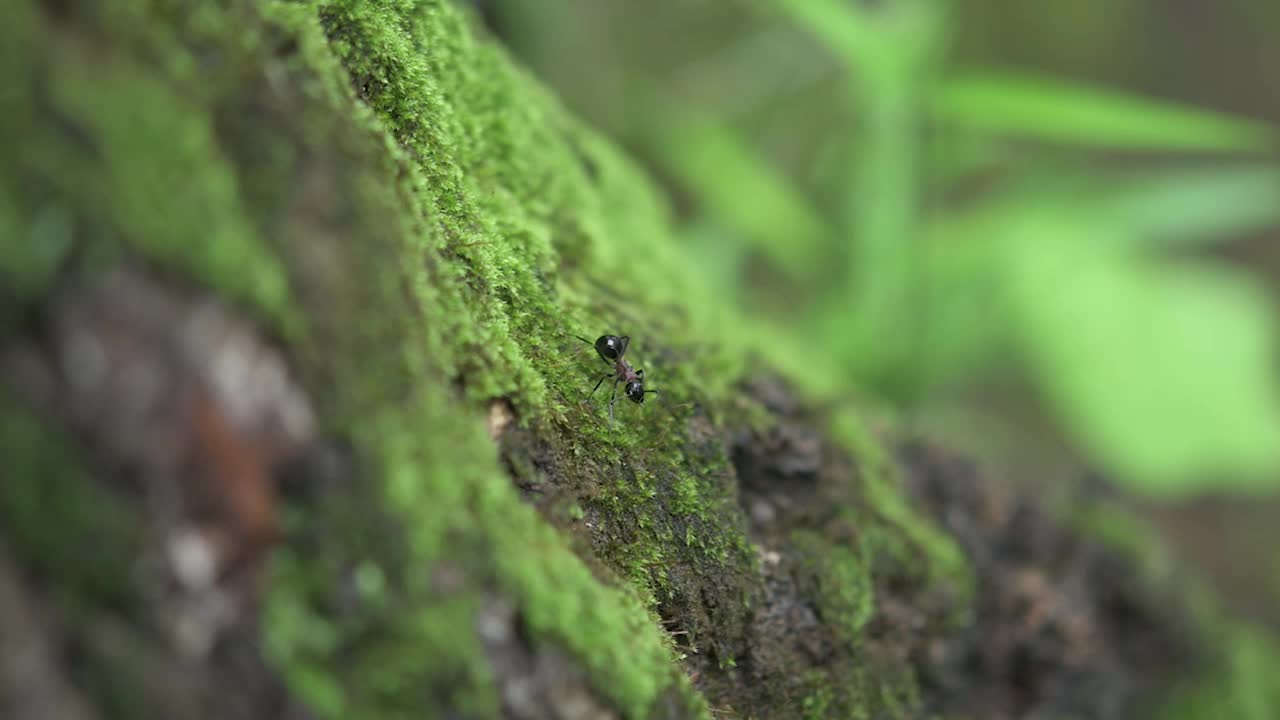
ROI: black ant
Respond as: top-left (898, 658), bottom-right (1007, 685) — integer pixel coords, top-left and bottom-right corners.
top-left (575, 334), bottom-right (657, 425)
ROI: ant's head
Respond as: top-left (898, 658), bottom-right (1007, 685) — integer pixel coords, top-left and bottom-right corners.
top-left (626, 369), bottom-right (651, 404)
top-left (625, 380), bottom-right (646, 403)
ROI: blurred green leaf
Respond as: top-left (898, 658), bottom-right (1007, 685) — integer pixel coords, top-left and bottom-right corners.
top-left (771, 0), bottom-right (884, 72)
top-left (1089, 167), bottom-right (1280, 245)
top-left (655, 115), bottom-right (831, 278)
top-left (915, 213), bottom-right (1017, 389)
top-left (926, 132), bottom-right (1007, 188)
top-left (953, 165), bottom-right (1280, 248)
top-left (1004, 215), bottom-right (1280, 494)
top-left (934, 69), bottom-right (1276, 152)
top-left (680, 218), bottom-right (747, 301)
top-left (772, 0), bottom-right (944, 81)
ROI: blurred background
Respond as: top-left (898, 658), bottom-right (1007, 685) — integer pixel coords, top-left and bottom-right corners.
top-left (476, 0), bottom-right (1280, 630)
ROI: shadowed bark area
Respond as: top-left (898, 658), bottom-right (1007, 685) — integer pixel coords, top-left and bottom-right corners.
top-left (1, 1), bottom-right (1277, 719)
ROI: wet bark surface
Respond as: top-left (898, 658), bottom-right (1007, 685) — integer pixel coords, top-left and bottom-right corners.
top-left (899, 442), bottom-right (1196, 719)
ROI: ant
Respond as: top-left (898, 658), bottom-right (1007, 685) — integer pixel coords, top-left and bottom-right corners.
top-left (575, 334), bottom-right (657, 425)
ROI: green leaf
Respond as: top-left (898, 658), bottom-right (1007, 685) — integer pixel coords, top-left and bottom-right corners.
top-left (770, 0), bottom-right (885, 72)
top-left (934, 69), bottom-right (1275, 152)
top-left (654, 115), bottom-right (831, 278)
top-left (1004, 216), bottom-right (1280, 495)
top-left (1088, 167), bottom-right (1280, 245)
top-left (771, 0), bottom-right (945, 80)
top-left (914, 212), bottom-right (1017, 389)
top-left (956, 165), bottom-right (1280, 248)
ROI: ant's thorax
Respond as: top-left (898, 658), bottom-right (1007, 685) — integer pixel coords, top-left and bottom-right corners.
top-left (614, 358), bottom-right (641, 383)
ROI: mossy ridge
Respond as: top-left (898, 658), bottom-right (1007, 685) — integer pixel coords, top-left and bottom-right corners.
top-left (3, 0), bottom-right (710, 717)
top-left (309, 0), bottom-right (741, 420)
top-left (305, 0), bottom-right (761, 685)
top-left (248, 4), bottom-right (721, 717)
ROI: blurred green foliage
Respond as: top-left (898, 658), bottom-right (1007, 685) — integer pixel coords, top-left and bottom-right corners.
top-left (487, 0), bottom-right (1280, 496)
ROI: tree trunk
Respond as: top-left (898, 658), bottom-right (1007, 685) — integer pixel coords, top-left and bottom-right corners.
top-left (1, 1), bottom-right (1275, 719)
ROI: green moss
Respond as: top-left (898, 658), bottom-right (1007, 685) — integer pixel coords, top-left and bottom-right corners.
top-left (262, 1), bottom-right (741, 716)
top-left (3, 0), bottom-right (718, 717)
top-left (791, 529), bottom-right (874, 645)
top-left (0, 0), bottom-right (949, 716)
top-left (786, 523), bottom-right (926, 720)
top-left (46, 66), bottom-right (295, 332)
top-left (0, 398), bottom-right (140, 613)
top-left (672, 475), bottom-right (703, 518)
top-left (801, 674), bottom-right (835, 720)
top-left (2, 2), bottom-right (296, 332)
top-left (833, 409), bottom-right (974, 623)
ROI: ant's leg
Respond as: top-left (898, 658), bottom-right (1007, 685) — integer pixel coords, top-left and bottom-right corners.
top-left (608, 379), bottom-right (620, 426)
top-left (587, 373), bottom-right (610, 399)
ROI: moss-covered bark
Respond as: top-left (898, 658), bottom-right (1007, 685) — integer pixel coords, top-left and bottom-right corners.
top-left (1, 1), bottom-right (1277, 719)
